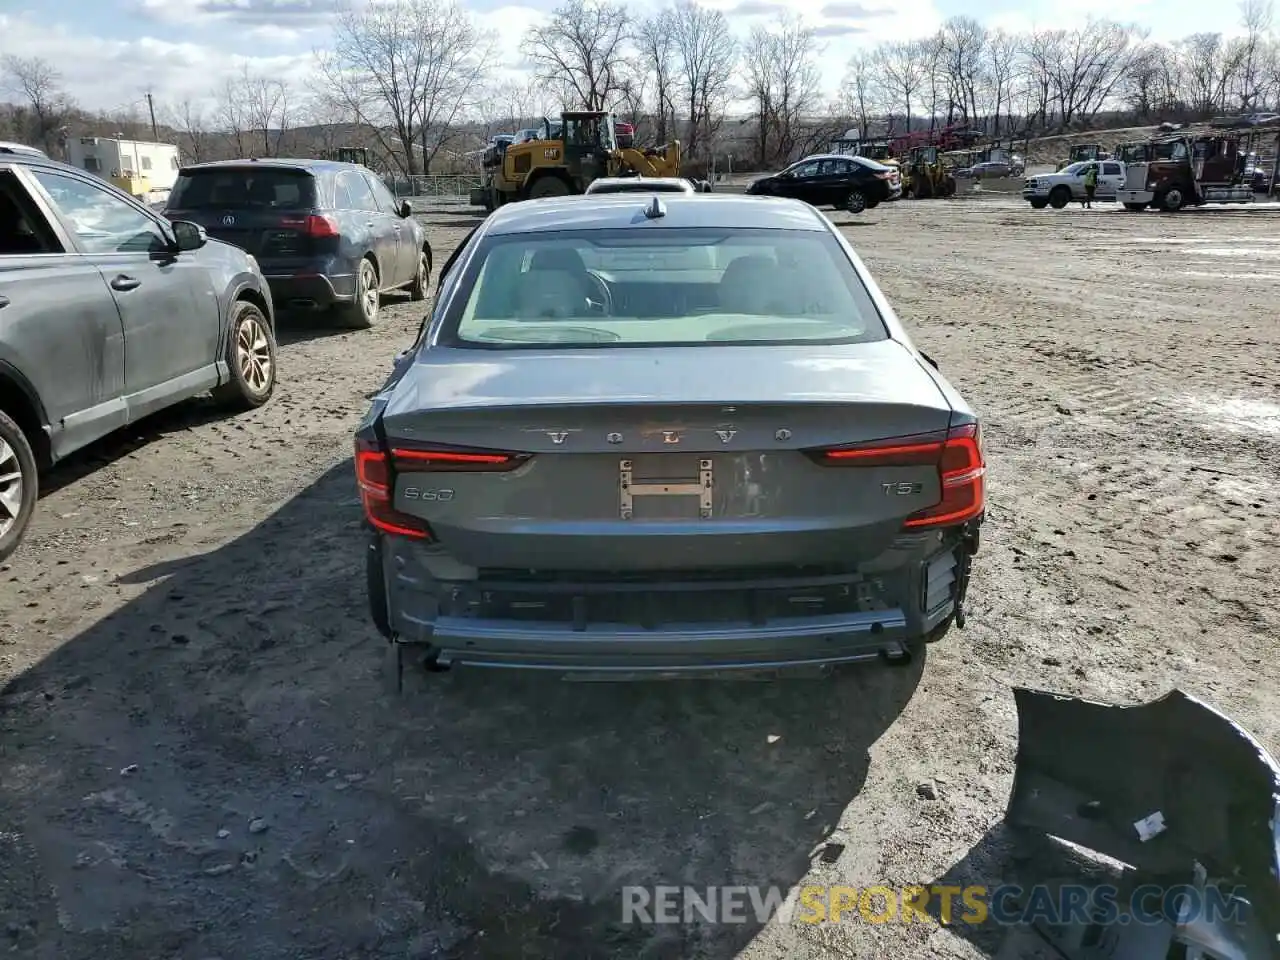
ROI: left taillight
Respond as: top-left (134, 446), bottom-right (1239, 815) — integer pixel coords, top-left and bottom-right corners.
top-left (808, 423), bottom-right (986, 530)
top-left (354, 439), bottom-right (531, 539)
top-left (355, 437), bottom-right (433, 539)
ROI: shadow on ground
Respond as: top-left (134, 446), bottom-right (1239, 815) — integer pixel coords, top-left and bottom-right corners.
top-left (1, 462), bottom-right (923, 959)
top-left (37, 398), bottom-right (234, 498)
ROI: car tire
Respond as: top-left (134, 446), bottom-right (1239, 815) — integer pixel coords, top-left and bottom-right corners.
top-left (528, 176), bottom-right (571, 199)
top-left (1029, 199), bottom-right (1049, 209)
top-left (211, 299), bottom-right (277, 411)
top-left (844, 189), bottom-right (867, 213)
top-left (338, 257), bottom-right (380, 329)
top-left (1048, 186), bottom-right (1071, 209)
top-left (408, 249), bottom-right (429, 302)
top-left (0, 409), bottom-right (38, 564)
top-left (1160, 188), bottom-right (1185, 212)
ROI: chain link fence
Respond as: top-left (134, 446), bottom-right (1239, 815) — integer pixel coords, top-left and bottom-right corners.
top-left (382, 175), bottom-right (482, 205)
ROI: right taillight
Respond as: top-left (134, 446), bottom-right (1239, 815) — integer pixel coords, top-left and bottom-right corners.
top-left (903, 423), bottom-right (984, 529)
top-left (808, 423), bottom-right (985, 530)
top-left (304, 214), bottom-right (339, 237)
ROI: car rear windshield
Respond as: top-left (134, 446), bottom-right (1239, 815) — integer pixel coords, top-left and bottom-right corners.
top-left (591, 182), bottom-right (689, 193)
top-left (445, 227), bottom-right (888, 348)
top-left (168, 167), bottom-right (316, 209)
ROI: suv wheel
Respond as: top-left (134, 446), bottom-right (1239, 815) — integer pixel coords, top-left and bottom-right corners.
top-left (0, 410), bottom-right (38, 563)
top-left (213, 300), bottom-right (277, 410)
top-left (1048, 186), bottom-right (1071, 209)
top-left (408, 250), bottom-right (429, 302)
top-left (339, 258), bottom-right (380, 329)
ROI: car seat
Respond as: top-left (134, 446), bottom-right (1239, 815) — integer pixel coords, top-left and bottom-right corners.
top-left (0, 190), bottom-right (45, 254)
top-left (718, 255), bottom-right (787, 314)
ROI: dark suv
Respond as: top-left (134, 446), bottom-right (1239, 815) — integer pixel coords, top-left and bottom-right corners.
top-left (164, 159), bottom-right (432, 329)
top-left (0, 152), bottom-right (278, 562)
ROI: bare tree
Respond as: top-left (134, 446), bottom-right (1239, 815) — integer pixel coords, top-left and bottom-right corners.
top-left (671, 0), bottom-right (738, 159)
top-left (0, 55), bottom-right (72, 155)
top-left (522, 0), bottom-right (632, 111)
top-left (985, 29), bottom-right (1021, 136)
top-left (213, 74), bottom-right (250, 157)
top-left (319, 0), bottom-right (495, 176)
top-left (937, 16), bottom-right (988, 124)
top-left (242, 71), bottom-right (292, 157)
top-left (874, 40), bottom-right (926, 132)
top-left (744, 14), bottom-right (822, 166)
top-left (1238, 0), bottom-right (1274, 109)
top-left (636, 10), bottom-right (678, 143)
top-left (164, 99), bottom-right (215, 163)
top-left (839, 50), bottom-right (881, 139)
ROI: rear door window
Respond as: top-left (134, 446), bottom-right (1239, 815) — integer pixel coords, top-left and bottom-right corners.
top-left (340, 172), bottom-right (378, 213)
top-left (168, 167), bottom-right (316, 209)
top-left (364, 174), bottom-right (401, 215)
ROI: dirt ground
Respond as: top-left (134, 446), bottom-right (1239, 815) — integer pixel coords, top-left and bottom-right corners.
top-left (1, 196), bottom-right (1277, 960)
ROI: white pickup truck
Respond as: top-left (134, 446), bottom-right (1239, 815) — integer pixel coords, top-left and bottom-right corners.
top-left (1022, 160), bottom-right (1126, 209)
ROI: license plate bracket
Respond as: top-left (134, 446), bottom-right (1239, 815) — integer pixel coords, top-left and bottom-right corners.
top-left (619, 458), bottom-right (713, 520)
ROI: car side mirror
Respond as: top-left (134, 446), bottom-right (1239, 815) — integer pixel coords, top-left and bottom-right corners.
top-left (399, 200), bottom-right (412, 218)
top-left (171, 220), bottom-right (207, 252)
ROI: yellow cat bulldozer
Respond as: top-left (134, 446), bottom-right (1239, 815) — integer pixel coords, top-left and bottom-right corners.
top-left (901, 146), bottom-right (956, 198)
top-left (469, 111), bottom-right (693, 211)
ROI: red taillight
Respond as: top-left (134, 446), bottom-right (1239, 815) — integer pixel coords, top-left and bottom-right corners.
top-left (354, 439), bottom-right (433, 540)
top-left (875, 171), bottom-right (893, 180)
top-left (280, 214), bottom-right (339, 237)
top-left (306, 214), bottom-right (339, 237)
top-left (354, 440), bottom-right (531, 539)
top-left (810, 424), bottom-right (985, 529)
top-left (391, 446), bottom-right (529, 473)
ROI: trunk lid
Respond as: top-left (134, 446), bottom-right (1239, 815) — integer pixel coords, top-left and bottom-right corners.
top-left (164, 166), bottom-right (322, 260)
top-left (378, 341), bottom-right (958, 571)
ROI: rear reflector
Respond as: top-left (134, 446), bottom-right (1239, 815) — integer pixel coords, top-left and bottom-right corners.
top-left (809, 423), bottom-right (985, 529)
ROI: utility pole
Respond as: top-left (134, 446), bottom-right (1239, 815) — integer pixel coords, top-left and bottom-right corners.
top-left (146, 91), bottom-right (159, 141)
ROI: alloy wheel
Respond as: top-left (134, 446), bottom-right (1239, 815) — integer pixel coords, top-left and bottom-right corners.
top-left (235, 314), bottom-right (273, 394)
top-left (0, 438), bottom-right (24, 541)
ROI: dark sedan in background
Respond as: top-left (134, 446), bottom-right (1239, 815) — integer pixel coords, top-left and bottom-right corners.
top-left (164, 159), bottom-right (432, 329)
top-left (745, 154), bottom-right (901, 213)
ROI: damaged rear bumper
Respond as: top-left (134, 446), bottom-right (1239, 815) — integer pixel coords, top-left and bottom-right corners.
top-left (1004, 687), bottom-right (1280, 959)
top-left (368, 525), bottom-right (979, 674)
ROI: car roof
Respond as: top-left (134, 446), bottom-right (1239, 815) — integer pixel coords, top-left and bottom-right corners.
top-left (587, 176), bottom-right (692, 189)
top-left (483, 193), bottom-right (829, 235)
top-left (176, 158), bottom-right (357, 174)
top-left (0, 141), bottom-right (48, 158)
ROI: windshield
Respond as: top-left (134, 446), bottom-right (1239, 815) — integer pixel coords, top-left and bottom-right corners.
top-left (168, 167), bottom-right (316, 209)
top-left (444, 227), bottom-right (887, 348)
top-left (1153, 140), bottom-right (1189, 161)
top-left (1062, 162), bottom-right (1091, 175)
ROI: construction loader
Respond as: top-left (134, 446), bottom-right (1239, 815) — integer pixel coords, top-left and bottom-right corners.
top-left (469, 111), bottom-right (698, 211)
top-left (901, 146), bottom-right (956, 198)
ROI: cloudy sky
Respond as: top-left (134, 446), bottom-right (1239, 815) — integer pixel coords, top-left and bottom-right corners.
top-left (0, 0), bottom-right (1248, 116)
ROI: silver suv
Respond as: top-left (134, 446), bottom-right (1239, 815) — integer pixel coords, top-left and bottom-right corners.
top-left (0, 152), bottom-right (279, 561)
